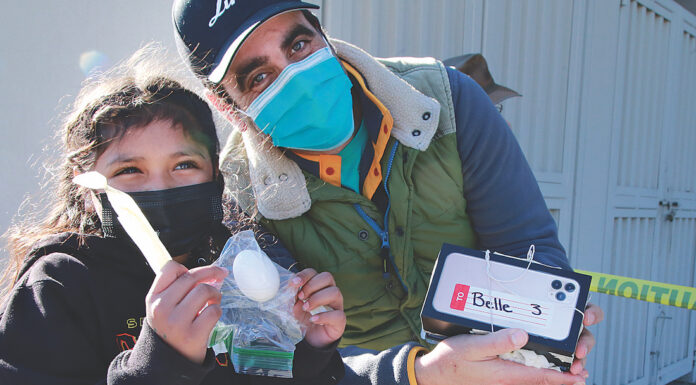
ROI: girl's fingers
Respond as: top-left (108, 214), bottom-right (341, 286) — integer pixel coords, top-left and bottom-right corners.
top-left (293, 300), bottom-right (310, 323)
top-left (175, 282), bottom-right (223, 324)
top-left (298, 272), bottom-right (336, 301)
top-left (149, 260), bottom-right (188, 296)
top-left (309, 309), bottom-right (346, 330)
top-left (192, 303), bottom-right (223, 337)
top-left (292, 268), bottom-right (318, 289)
top-left (302, 286), bottom-right (343, 312)
top-left (160, 265), bottom-right (228, 307)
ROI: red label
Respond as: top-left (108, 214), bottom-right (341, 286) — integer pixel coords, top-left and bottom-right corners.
top-left (450, 284), bottom-right (470, 310)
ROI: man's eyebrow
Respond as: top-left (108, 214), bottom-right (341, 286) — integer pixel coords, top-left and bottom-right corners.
top-left (281, 24), bottom-right (317, 51)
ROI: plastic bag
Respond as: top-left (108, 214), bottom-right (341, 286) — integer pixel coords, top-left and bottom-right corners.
top-left (208, 230), bottom-right (304, 378)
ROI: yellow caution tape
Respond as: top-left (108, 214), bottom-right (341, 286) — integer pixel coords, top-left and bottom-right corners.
top-left (576, 270), bottom-right (696, 310)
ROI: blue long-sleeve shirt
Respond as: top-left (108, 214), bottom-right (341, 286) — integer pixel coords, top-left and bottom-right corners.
top-left (448, 67), bottom-right (569, 269)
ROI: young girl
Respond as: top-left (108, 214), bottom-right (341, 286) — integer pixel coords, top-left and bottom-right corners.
top-left (0, 50), bottom-right (345, 384)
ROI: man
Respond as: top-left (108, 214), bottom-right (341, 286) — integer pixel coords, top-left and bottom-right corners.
top-left (173, 1), bottom-right (602, 384)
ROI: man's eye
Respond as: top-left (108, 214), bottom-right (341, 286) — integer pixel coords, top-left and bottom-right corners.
top-left (114, 167), bottom-right (140, 176)
top-left (174, 161), bottom-right (198, 170)
top-left (291, 40), bottom-right (306, 53)
top-left (252, 73), bottom-right (268, 86)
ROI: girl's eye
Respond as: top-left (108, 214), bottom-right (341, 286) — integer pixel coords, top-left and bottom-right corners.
top-left (114, 167), bottom-right (140, 176)
top-left (174, 161), bottom-right (198, 171)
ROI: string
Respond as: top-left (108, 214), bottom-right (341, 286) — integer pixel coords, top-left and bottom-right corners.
top-left (483, 245), bottom-right (586, 333)
top-left (485, 245), bottom-right (537, 284)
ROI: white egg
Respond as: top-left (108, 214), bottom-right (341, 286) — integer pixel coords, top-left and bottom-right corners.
top-left (232, 250), bottom-right (280, 302)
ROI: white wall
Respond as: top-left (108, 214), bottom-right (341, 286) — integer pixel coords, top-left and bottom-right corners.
top-left (0, 0), bottom-right (176, 258)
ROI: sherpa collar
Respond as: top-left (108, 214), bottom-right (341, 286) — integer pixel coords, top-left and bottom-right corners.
top-left (234, 38), bottom-right (441, 220)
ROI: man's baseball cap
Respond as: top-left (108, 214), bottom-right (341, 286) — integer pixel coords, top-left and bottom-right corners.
top-left (173, 0), bottom-right (319, 84)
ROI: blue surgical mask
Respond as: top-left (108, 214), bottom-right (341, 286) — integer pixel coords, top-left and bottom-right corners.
top-left (245, 47), bottom-right (355, 152)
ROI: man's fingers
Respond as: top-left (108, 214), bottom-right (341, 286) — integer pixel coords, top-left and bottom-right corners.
top-left (583, 303), bottom-right (604, 326)
top-left (509, 364), bottom-right (585, 385)
top-left (570, 355), bottom-right (589, 376)
top-left (575, 328), bottom-right (595, 359)
top-left (452, 328), bottom-right (528, 360)
top-left (298, 271), bottom-right (336, 301)
top-left (570, 358), bottom-right (583, 376)
top-left (149, 260), bottom-right (188, 296)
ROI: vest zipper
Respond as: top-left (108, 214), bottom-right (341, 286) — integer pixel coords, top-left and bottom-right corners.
top-left (353, 142), bottom-right (408, 293)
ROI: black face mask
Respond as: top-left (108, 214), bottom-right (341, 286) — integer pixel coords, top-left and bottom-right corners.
top-left (98, 181), bottom-right (223, 257)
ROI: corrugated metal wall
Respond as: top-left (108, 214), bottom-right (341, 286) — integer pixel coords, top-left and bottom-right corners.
top-left (481, 1), bottom-right (574, 175)
top-left (319, 1), bottom-right (696, 384)
top-left (604, 217), bottom-right (655, 384)
top-left (616, 2), bottom-right (669, 191)
top-left (674, 30), bottom-right (696, 196)
top-left (660, 218), bottom-right (695, 369)
top-left (658, 21), bottom-right (696, 384)
top-left (477, 1), bottom-right (579, 251)
top-left (320, 0), bottom-right (475, 59)
top-left (656, 33), bottom-right (696, 379)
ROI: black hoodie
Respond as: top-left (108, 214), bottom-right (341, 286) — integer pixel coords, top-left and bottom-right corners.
top-left (0, 232), bottom-right (344, 385)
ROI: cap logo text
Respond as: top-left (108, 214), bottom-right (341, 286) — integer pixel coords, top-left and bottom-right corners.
top-left (209, 0), bottom-right (236, 27)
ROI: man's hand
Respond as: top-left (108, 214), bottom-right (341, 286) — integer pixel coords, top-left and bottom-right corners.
top-left (292, 268), bottom-right (346, 349)
top-left (569, 302), bottom-right (604, 377)
top-left (414, 328), bottom-right (587, 385)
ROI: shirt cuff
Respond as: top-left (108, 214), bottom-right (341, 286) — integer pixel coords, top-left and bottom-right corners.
top-left (123, 321), bottom-right (215, 383)
top-left (407, 346), bottom-right (429, 385)
top-left (293, 338), bottom-right (344, 383)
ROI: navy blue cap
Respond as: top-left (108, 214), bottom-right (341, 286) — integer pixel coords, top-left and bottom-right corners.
top-left (173, 0), bottom-right (319, 84)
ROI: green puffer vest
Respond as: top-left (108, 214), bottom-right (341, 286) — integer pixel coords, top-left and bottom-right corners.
top-left (262, 58), bottom-right (477, 350)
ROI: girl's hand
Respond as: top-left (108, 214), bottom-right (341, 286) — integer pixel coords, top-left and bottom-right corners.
top-left (145, 260), bottom-right (228, 364)
top-left (291, 268), bottom-right (346, 349)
